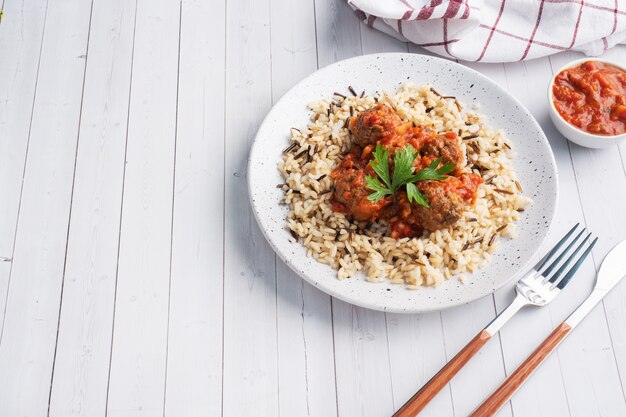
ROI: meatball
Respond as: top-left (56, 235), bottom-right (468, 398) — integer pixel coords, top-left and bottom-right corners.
top-left (419, 134), bottom-right (464, 165)
top-left (410, 180), bottom-right (463, 231)
top-left (330, 155), bottom-right (391, 221)
top-left (352, 104), bottom-right (402, 147)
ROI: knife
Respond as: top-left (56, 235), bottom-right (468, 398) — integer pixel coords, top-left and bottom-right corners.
top-left (471, 239), bottom-right (626, 417)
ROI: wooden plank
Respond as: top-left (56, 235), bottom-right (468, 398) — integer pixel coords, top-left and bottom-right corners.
top-left (162, 0), bottom-right (225, 415)
top-left (104, 0), bottom-right (180, 415)
top-left (359, 21), bottom-right (408, 54)
top-left (269, 1), bottom-right (338, 416)
top-left (548, 49), bottom-right (626, 415)
top-left (269, 0), bottom-right (317, 99)
top-left (275, 262), bottom-right (338, 417)
top-left (222, 0), bottom-right (279, 415)
top-left (46, 0), bottom-right (136, 415)
top-left (314, 2), bottom-right (395, 416)
top-left (0, 0), bottom-right (93, 414)
top-left (314, 0), bottom-right (361, 67)
top-left (386, 312), bottom-right (455, 416)
top-left (0, 0), bottom-right (47, 334)
top-left (332, 301), bottom-right (395, 416)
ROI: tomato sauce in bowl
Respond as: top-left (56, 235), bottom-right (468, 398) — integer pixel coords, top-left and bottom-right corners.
top-left (552, 61), bottom-right (626, 136)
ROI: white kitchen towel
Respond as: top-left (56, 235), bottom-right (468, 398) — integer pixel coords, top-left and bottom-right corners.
top-left (348, 0), bottom-right (626, 62)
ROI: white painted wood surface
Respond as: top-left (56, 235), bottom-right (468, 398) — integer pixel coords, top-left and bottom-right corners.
top-left (0, 0), bottom-right (625, 416)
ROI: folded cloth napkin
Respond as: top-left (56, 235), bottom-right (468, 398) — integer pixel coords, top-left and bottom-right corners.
top-left (348, 0), bottom-right (626, 62)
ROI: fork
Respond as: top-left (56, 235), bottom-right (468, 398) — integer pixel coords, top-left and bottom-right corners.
top-left (393, 223), bottom-right (597, 417)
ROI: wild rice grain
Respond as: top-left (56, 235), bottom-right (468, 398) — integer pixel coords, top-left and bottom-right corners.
top-left (430, 87), bottom-right (442, 97)
top-left (494, 188), bottom-right (514, 195)
top-left (282, 143), bottom-right (297, 154)
top-left (349, 85), bottom-right (357, 96)
top-left (294, 148), bottom-right (308, 160)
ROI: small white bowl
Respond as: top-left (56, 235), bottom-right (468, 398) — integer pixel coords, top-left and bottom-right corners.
top-left (548, 58), bottom-right (626, 149)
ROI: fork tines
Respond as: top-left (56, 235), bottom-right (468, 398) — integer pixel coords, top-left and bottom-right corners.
top-left (536, 223), bottom-right (598, 290)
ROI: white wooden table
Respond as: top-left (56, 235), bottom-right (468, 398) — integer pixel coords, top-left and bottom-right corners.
top-left (1, 0), bottom-right (626, 416)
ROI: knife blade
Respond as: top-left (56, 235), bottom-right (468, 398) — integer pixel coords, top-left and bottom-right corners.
top-left (566, 239), bottom-right (626, 328)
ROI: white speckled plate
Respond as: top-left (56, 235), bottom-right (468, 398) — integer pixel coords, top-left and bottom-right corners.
top-left (248, 53), bottom-right (558, 313)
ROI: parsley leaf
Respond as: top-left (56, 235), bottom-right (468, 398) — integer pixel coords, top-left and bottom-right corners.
top-left (365, 145), bottom-right (456, 207)
top-left (409, 157), bottom-right (456, 182)
top-left (369, 143), bottom-right (391, 190)
top-left (406, 183), bottom-right (429, 207)
top-left (391, 145), bottom-right (418, 189)
top-left (365, 175), bottom-right (392, 202)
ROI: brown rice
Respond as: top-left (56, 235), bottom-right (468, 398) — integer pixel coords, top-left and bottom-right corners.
top-left (278, 83), bottom-right (531, 289)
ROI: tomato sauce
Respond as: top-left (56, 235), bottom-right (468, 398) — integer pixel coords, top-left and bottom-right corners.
top-left (330, 104), bottom-right (483, 238)
top-left (552, 61), bottom-right (626, 136)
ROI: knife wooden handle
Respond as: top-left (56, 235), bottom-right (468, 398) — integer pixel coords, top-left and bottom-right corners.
top-left (470, 322), bottom-right (572, 417)
top-left (393, 330), bottom-right (491, 417)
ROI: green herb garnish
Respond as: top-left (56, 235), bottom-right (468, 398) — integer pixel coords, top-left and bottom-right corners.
top-left (365, 143), bottom-right (455, 207)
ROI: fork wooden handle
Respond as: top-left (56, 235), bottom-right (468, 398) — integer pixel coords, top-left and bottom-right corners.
top-left (470, 322), bottom-right (572, 417)
top-left (393, 330), bottom-right (492, 417)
